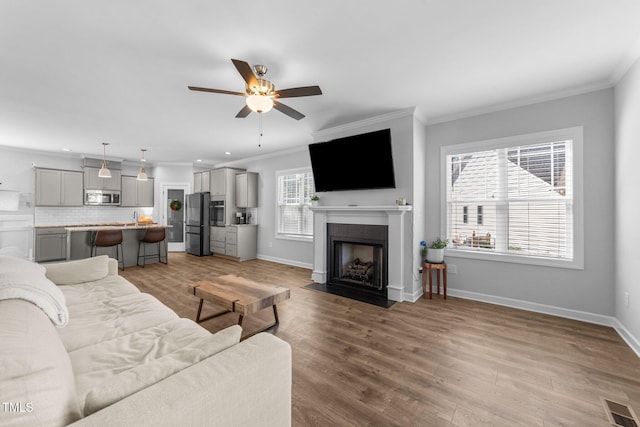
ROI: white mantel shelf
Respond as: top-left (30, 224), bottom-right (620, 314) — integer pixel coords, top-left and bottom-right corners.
top-left (310, 205), bottom-right (412, 212)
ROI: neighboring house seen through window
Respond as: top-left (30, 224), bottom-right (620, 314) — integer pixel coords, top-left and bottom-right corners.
top-left (441, 127), bottom-right (584, 269)
top-left (276, 168), bottom-right (314, 240)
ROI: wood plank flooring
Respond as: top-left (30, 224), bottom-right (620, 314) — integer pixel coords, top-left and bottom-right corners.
top-left (121, 253), bottom-right (640, 426)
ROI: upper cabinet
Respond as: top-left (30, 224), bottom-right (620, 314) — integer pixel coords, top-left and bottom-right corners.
top-left (210, 167), bottom-right (244, 197)
top-left (235, 172), bottom-right (258, 208)
top-left (84, 167), bottom-right (121, 191)
top-left (193, 171), bottom-right (210, 193)
top-left (210, 169), bottom-right (226, 196)
top-left (121, 175), bottom-right (154, 207)
top-left (35, 168), bottom-right (84, 206)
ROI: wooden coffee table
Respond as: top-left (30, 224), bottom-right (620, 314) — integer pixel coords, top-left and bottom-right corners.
top-left (187, 275), bottom-right (290, 333)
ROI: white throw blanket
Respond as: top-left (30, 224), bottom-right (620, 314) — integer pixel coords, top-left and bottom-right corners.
top-left (0, 256), bottom-right (69, 327)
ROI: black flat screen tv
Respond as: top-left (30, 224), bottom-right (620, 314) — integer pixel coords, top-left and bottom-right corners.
top-left (308, 128), bottom-right (396, 192)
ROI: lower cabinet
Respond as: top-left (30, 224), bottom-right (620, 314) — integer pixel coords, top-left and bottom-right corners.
top-left (223, 225), bottom-right (257, 261)
top-left (35, 227), bottom-right (67, 262)
top-left (210, 226), bottom-right (226, 254)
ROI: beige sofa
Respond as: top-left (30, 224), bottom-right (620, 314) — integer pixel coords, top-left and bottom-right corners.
top-left (0, 255), bottom-right (291, 426)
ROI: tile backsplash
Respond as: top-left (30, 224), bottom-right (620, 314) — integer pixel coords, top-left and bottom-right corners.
top-left (35, 206), bottom-right (152, 225)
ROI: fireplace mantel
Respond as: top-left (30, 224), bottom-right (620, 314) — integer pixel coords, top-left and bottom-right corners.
top-left (311, 205), bottom-right (412, 302)
top-left (310, 205), bottom-right (412, 213)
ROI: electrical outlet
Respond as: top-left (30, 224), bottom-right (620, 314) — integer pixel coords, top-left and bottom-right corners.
top-left (448, 264), bottom-right (457, 274)
top-left (625, 292), bottom-right (630, 308)
top-left (269, 241), bottom-right (273, 248)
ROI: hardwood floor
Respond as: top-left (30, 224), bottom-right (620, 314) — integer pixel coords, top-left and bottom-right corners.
top-left (121, 253), bottom-right (640, 426)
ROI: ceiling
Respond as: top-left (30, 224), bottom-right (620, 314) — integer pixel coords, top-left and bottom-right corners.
top-left (1, 1), bottom-right (639, 166)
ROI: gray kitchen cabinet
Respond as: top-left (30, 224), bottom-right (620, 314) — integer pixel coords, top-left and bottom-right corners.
top-left (210, 167), bottom-right (244, 198)
top-left (235, 172), bottom-right (258, 208)
top-left (35, 227), bottom-right (67, 262)
top-left (121, 175), bottom-right (154, 207)
top-left (209, 169), bottom-right (226, 196)
top-left (35, 168), bottom-right (84, 206)
top-left (84, 167), bottom-right (121, 191)
top-left (193, 171), bottom-right (210, 193)
top-left (224, 225), bottom-right (257, 261)
top-left (210, 226), bottom-right (226, 254)
top-left (201, 171), bottom-right (210, 193)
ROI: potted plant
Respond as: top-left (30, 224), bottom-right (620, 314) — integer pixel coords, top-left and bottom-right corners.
top-left (427, 238), bottom-right (449, 263)
top-left (310, 195), bottom-right (320, 206)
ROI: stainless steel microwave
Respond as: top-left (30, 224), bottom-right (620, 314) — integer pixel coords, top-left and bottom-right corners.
top-left (84, 190), bottom-right (120, 206)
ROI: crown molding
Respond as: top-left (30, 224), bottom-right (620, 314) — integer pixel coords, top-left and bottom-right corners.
top-left (311, 107), bottom-right (416, 141)
top-left (424, 82), bottom-right (613, 126)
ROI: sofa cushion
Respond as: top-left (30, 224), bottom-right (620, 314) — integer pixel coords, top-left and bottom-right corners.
top-left (58, 293), bottom-right (179, 352)
top-left (60, 274), bottom-right (140, 308)
top-left (45, 255), bottom-right (110, 285)
top-left (77, 323), bottom-right (242, 415)
top-left (0, 299), bottom-right (81, 426)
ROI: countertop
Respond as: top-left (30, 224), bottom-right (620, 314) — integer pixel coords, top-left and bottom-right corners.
top-left (35, 222), bottom-right (164, 231)
top-left (64, 223), bottom-right (166, 232)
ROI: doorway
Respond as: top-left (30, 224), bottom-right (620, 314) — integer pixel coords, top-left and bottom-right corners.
top-left (162, 183), bottom-right (190, 252)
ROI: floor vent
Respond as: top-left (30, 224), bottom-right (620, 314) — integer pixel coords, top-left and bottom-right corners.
top-left (602, 398), bottom-right (639, 427)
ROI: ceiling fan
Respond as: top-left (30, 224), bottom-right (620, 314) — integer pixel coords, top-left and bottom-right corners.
top-left (188, 59), bottom-right (322, 120)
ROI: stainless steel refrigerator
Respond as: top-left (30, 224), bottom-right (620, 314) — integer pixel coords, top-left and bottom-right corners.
top-left (185, 192), bottom-right (211, 256)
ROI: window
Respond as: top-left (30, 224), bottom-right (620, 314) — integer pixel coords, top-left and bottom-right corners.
top-left (441, 127), bottom-right (584, 269)
top-left (276, 168), bottom-right (315, 240)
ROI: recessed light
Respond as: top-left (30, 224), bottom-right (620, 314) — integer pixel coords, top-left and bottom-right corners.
top-left (196, 159), bottom-right (202, 162)
top-left (225, 152), bottom-right (231, 156)
top-left (62, 148), bottom-right (72, 152)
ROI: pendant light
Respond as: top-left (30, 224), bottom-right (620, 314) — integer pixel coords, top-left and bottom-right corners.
top-left (136, 148), bottom-right (148, 181)
top-left (98, 142), bottom-right (112, 178)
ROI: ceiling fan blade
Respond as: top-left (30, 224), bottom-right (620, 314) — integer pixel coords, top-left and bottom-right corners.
top-left (235, 105), bottom-right (252, 118)
top-left (231, 59), bottom-right (258, 88)
top-left (274, 86), bottom-right (322, 98)
top-left (273, 101), bottom-right (305, 120)
top-left (188, 86), bottom-right (245, 96)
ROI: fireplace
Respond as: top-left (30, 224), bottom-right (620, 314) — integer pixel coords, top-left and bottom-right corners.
top-left (311, 205), bottom-right (412, 302)
top-left (327, 223), bottom-right (388, 298)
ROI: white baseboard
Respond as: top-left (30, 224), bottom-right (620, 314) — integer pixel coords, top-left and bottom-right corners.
top-left (256, 254), bottom-right (313, 270)
top-left (447, 288), bottom-right (616, 326)
top-left (447, 288), bottom-right (616, 327)
top-left (447, 288), bottom-right (640, 358)
top-left (614, 319), bottom-right (640, 359)
top-left (247, 259), bottom-right (640, 358)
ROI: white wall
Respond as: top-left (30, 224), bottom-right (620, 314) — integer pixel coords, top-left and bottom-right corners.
top-left (311, 110), bottom-right (415, 207)
top-left (225, 148), bottom-right (314, 268)
top-left (425, 89), bottom-right (615, 318)
top-left (614, 57), bottom-right (640, 349)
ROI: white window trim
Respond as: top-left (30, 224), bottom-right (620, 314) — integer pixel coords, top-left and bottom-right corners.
top-left (439, 126), bottom-right (584, 270)
top-left (275, 167), bottom-right (314, 242)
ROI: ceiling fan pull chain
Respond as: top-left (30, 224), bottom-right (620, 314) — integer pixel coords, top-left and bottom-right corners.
top-left (258, 112), bottom-right (263, 148)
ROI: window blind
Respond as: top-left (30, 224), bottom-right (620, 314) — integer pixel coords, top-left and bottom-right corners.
top-left (446, 140), bottom-right (573, 260)
top-left (277, 170), bottom-right (314, 237)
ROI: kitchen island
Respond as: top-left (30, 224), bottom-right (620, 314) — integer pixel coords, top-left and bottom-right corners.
top-left (64, 223), bottom-right (169, 268)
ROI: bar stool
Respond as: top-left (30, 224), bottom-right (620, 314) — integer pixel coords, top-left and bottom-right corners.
top-left (422, 261), bottom-right (447, 299)
top-left (137, 227), bottom-right (168, 267)
top-left (92, 230), bottom-right (124, 270)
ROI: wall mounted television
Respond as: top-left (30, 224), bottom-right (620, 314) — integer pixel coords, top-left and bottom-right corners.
top-left (308, 128), bottom-right (396, 192)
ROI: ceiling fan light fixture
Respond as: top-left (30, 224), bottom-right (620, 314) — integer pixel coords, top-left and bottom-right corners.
top-left (137, 148), bottom-right (148, 181)
top-left (246, 95), bottom-right (274, 113)
top-left (98, 142), bottom-right (112, 178)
